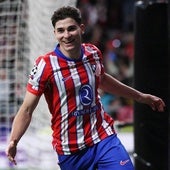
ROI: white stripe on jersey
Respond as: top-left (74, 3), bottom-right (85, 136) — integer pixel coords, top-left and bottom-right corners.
top-left (50, 55), bottom-right (70, 154)
top-left (90, 112), bottom-right (100, 144)
top-left (100, 101), bottom-right (114, 136)
top-left (67, 61), bottom-right (82, 110)
top-left (76, 116), bottom-right (85, 149)
top-left (67, 60), bottom-right (85, 150)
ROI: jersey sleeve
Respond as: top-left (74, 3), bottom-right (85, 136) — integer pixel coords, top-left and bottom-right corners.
top-left (27, 56), bottom-right (48, 96)
top-left (95, 45), bottom-right (105, 75)
top-left (86, 43), bottom-right (105, 75)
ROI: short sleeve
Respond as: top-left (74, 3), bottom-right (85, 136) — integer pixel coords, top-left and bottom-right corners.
top-left (27, 56), bottom-right (47, 96)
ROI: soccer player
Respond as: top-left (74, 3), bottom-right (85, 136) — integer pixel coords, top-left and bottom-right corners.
top-left (6, 6), bottom-right (165, 170)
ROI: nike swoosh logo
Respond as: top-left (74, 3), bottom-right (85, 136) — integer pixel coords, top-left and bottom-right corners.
top-left (62, 75), bottom-right (72, 82)
top-left (120, 159), bottom-right (130, 166)
top-left (62, 72), bottom-right (78, 82)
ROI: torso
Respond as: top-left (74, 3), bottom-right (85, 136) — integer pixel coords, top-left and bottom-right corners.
top-left (27, 43), bottom-right (116, 155)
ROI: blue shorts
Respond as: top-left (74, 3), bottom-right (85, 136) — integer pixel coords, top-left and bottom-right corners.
top-left (58, 134), bottom-right (134, 170)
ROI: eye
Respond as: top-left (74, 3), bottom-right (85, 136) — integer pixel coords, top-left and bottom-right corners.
top-left (67, 25), bottom-right (77, 32)
top-left (56, 28), bottom-right (64, 33)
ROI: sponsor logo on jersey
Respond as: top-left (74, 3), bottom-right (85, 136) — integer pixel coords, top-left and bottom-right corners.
top-left (70, 105), bottom-right (99, 117)
top-left (79, 84), bottom-right (93, 106)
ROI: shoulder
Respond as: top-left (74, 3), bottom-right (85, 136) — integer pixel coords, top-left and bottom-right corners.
top-left (82, 43), bottom-right (100, 52)
top-left (35, 51), bottom-right (55, 64)
top-left (82, 43), bottom-right (102, 58)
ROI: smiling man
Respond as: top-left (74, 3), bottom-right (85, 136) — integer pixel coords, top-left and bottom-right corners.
top-left (54, 17), bottom-right (85, 59)
top-left (6, 6), bottom-right (165, 170)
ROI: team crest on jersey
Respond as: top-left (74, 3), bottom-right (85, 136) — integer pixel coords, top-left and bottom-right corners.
top-left (82, 57), bottom-right (89, 63)
top-left (29, 64), bottom-right (38, 79)
top-left (91, 62), bottom-right (101, 76)
top-left (91, 64), bottom-right (96, 72)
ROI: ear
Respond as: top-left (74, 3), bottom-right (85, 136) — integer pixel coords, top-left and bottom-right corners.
top-left (80, 24), bottom-right (85, 34)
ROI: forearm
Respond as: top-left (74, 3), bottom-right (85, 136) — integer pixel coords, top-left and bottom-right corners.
top-left (9, 91), bottom-right (40, 145)
top-left (99, 73), bottom-right (143, 102)
top-left (9, 106), bottom-right (32, 145)
top-left (6, 92), bottom-right (40, 165)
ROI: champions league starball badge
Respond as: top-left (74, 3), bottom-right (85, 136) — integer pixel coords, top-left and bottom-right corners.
top-left (29, 64), bottom-right (38, 79)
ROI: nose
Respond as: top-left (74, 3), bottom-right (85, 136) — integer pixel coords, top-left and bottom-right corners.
top-left (64, 30), bottom-right (71, 38)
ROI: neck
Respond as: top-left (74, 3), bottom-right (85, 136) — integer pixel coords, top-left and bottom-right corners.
top-left (59, 45), bottom-right (82, 60)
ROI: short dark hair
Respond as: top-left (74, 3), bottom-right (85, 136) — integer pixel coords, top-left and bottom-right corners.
top-left (51, 6), bottom-right (82, 28)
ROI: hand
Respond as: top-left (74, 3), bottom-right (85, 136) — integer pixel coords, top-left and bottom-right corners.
top-left (141, 94), bottom-right (165, 112)
top-left (6, 140), bottom-right (17, 165)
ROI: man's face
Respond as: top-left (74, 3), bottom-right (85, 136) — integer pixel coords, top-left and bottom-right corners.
top-left (54, 17), bottom-right (85, 58)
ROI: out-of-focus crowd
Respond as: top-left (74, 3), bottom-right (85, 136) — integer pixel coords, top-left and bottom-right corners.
top-left (77, 0), bottom-right (134, 125)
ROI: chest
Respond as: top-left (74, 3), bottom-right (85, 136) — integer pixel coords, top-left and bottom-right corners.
top-left (50, 56), bottom-right (101, 91)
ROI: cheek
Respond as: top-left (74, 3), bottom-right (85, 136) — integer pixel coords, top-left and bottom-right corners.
top-left (54, 34), bottom-right (62, 41)
top-left (54, 31), bottom-right (61, 40)
top-left (74, 32), bottom-right (82, 41)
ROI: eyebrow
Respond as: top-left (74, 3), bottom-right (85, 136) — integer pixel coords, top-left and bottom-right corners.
top-left (55, 25), bottom-right (78, 31)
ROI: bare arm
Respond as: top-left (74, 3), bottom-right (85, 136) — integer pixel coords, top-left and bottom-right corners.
top-left (99, 72), bottom-right (165, 112)
top-left (6, 91), bottom-right (40, 165)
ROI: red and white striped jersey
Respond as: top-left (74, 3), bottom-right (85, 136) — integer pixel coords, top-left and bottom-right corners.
top-left (27, 43), bottom-right (116, 155)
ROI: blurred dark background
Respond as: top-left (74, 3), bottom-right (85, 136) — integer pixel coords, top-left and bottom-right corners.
top-left (77, 0), bottom-right (135, 126)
